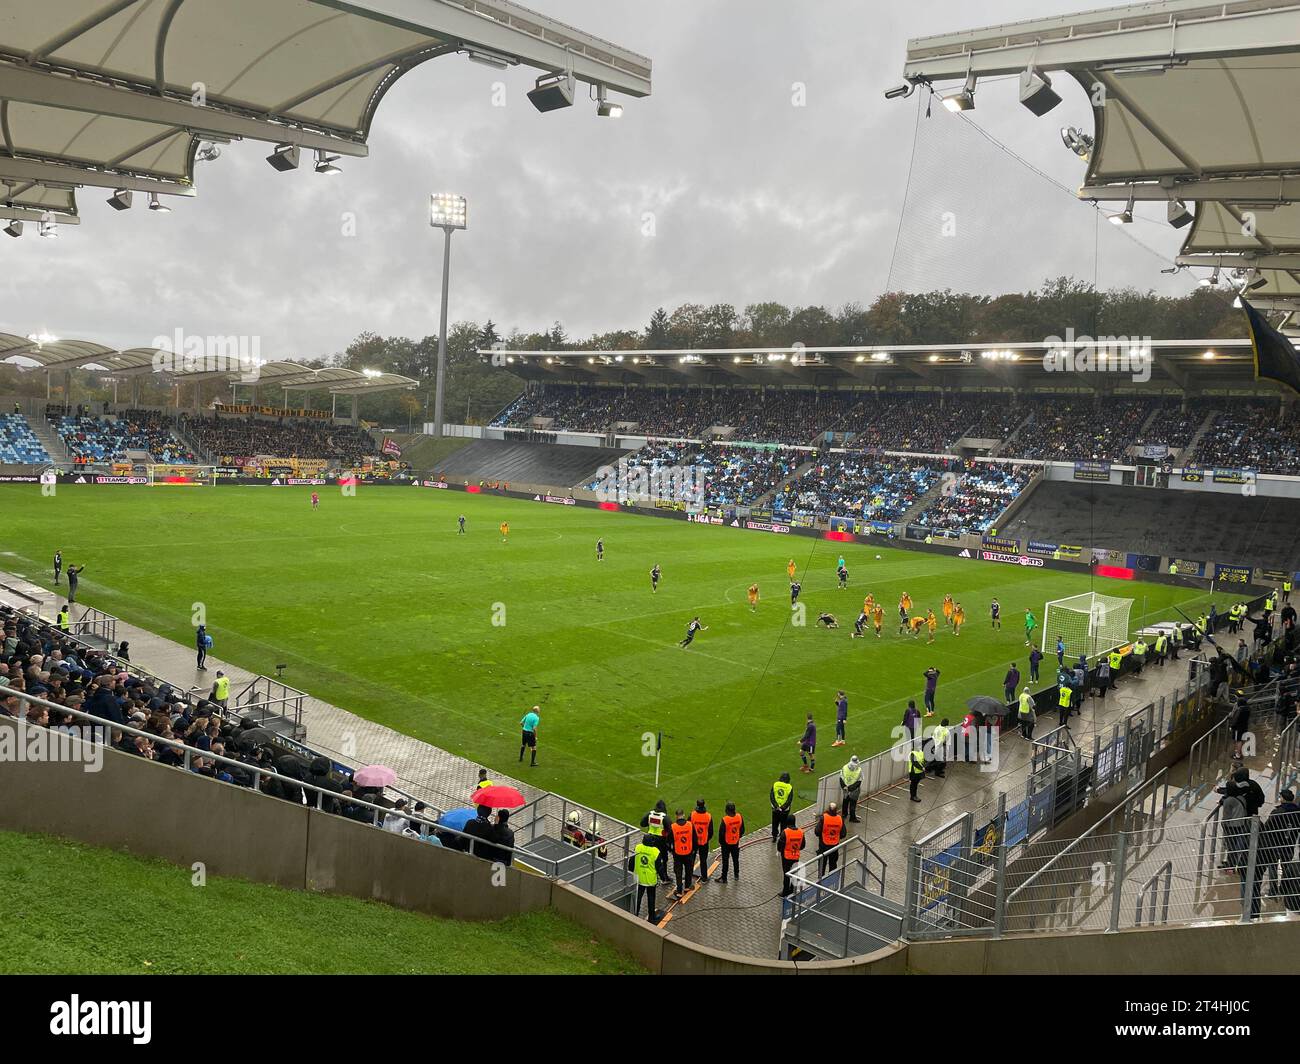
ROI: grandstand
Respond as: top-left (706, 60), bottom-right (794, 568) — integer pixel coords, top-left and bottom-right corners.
top-left (0, 413), bottom-right (48, 464)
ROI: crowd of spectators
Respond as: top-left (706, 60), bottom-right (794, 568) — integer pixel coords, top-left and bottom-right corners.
top-left (913, 463), bottom-right (1034, 534)
top-left (1137, 400), bottom-right (1211, 455)
top-left (491, 387), bottom-right (1039, 451)
top-left (50, 408), bottom-right (197, 465)
top-left (1012, 397), bottom-right (1157, 463)
top-left (0, 413), bottom-right (49, 463)
top-left (596, 441), bottom-right (804, 508)
top-left (1189, 401), bottom-right (1300, 474)
top-left (187, 415), bottom-right (377, 463)
top-left (0, 603), bottom-right (514, 862)
top-left (772, 456), bottom-right (943, 521)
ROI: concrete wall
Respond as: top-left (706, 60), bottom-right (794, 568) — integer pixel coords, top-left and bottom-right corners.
top-left (1, 721), bottom-right (1280, 974)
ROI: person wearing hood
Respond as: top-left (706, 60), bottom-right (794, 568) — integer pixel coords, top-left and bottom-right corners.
top-left (689, 798), bottom-right (713, 884)
top-left (640, 798), bottom-right (671, 884)
top-left (770, 772), bottom-right (794, 839)
top-left (840, 755), bottom-right (863, 822)
top-left (901, 700), bottom-right (921, 741)
top-left (1261, 789), bottom-right (1300, 900)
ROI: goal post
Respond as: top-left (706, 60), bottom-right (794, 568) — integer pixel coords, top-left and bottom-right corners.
top-left (1042, 592), bottom-right (1133, 662)
top-left (146, 463), bottom-right (217, 486)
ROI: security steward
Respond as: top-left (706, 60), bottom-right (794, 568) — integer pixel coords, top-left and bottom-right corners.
top-left (628, 835), bottom-right (662, 923)
top-left (770, 771), bottom-right (794, 839)
top-left (641, 800), bottom-right (671, 885)
top-left (840, 755), bottom-right (862, 823)
top-left (1057, 682), bottom-right (1074, 728)
top-left (777, 812), bottom-right (805, 897)
top-left (669, 809), bottom-right (696, 898)
top-left (908, 745), bottom-right (926, 802)
top-left (1132, 636), bottom-right (1148, 676)
top-left (718, 802), bottom-right (744, 883)
top-left (1154, 630), bottom-right (1167, 666)
top-left (1108, 647), bottom-right (1124, 688)
top-left (814, 803), bottom-right (844, 877)
top-left (690, 798), bottom-right (714, 884)
top-left (927, 718), bottom-right (951, 778)
top-left (210, 669), bottom-right (230, 709)
top-left (56, 603), bottom-right (71, 632)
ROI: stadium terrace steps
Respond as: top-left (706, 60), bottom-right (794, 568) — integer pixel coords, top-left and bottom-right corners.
top-left (29, 416), bottom-right (67, 462)
top-left (897, 477), bottom-right (950, 527)
top-left (428, 439), bottom-right (634, 489)
top-left (1001, 481), bottom-right (1300, 570)
top-left (1181, 406), bottom-right (1224, 466)
top-left (749, 457), bottom-right (816, 511)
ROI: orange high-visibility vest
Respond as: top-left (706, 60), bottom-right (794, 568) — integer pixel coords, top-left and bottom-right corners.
top-left (722, 814), bottom-right (743, 845)
top-left (671, 821), bottom-right (694, 856)
top-left (782, 827), bottom-right (805, 861)
top-left (820, 814), bottom-right (843, 847)
top-left (690, 810), bottom-right (712, 846)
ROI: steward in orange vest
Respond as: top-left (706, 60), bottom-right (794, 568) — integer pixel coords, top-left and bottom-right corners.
top-left (669, 810), bottom-right (696, 898)
top-left (777, 813), bottom-right (805, 898)
top-left (815, 803), bottom-right (845, 876)
top-left (690, 799), bottom-right (714, 884)
top-left (719, 802), bottom-right (744, 884)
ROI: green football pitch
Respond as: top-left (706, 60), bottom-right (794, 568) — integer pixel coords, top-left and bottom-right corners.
top-left (0, 484), bottom-right (1213, 822)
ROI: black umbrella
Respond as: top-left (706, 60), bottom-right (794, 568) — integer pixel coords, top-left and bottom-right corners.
top-left (965, 695), bottom-right (1007, 716)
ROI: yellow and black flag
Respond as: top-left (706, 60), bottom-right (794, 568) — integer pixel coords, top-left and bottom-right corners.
top-left (1242, 298), bottom-right (1300, 395)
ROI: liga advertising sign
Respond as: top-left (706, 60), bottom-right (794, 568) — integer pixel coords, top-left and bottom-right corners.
top-left (981, 550), bottom-right (1044, 567)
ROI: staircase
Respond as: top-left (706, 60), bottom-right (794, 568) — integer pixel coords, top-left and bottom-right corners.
top-left (896, 477), bottom-right (949, 527)
top-left (1178, 407), bottom-right (1221, 466)
top-left (29, 415), bottom-right (68, 464)
top-left (752, 458), bottom-right (816, 511)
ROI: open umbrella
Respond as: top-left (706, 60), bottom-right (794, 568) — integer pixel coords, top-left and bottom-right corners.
top-left (437, 807), bottom-right (477, 832)
top-left (353, 764), bottom-right (396, 788)
top-left (965, 695), bottom-right (1007, 716)
top-left (472, 784), bottom-right (525, 809)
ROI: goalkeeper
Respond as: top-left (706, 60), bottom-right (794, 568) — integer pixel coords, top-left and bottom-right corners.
top-left (1024, 609), bottom-right (1038, 647)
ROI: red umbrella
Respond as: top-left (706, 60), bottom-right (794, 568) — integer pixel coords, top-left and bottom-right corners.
top-left (471, 784), bottom-right (525, 809)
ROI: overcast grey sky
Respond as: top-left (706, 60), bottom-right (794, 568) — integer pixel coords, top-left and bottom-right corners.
top-left (0, 0), bottom-right (1193, 359)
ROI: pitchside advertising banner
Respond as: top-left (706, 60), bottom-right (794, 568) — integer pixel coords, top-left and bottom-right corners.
top-left (1180, 469), bottom-right (1206, 483)
top-left (1127, 553), bottom-right (1162, 572)
top-left (1027, 541), bottom-right (1084, 559)
top-left (1214, 564), bottom-right (1254, 586)
top-left (982, 535), bottom-right (1020, 553)
top-left (1073, 460), bottom-right (1112, 482)
top-left (828, 516), bottom-right (856, 533)
top-left (1212, 469), bottom-right (1255, 484)
top-left (1169, 558), bottom-right (1207, 577)
top-left (1259, 568), bottom-right (1295, 583)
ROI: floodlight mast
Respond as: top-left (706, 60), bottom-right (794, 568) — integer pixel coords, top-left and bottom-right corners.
top-left (429, 193), bottom-right (467, 439)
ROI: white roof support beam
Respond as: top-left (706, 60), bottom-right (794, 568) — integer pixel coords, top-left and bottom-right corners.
top-left (1177, 253), bottom-right (1300, 270)
top-left (902, 0), bottom-right (1300, 83)
top-left (317, 0), bottom-right (652, 96)
top-left (1081, 175), bottom-right (1300, 203)
top-left (0, 157), bottom-right (194, 196)
top-left (0, 64), bottom-right (371, 157)
top-left (0, 205), bottom-right (80, 223)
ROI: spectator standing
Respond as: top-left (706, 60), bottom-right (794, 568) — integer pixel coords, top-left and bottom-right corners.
top-left (1003, 663), bottom-right (1020, 704)
top-left (718, 802), bottom-right (744, 883)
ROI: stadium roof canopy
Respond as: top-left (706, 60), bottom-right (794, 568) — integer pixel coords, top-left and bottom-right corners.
top-left (895, 0), bottom-right (1300, 318)
top-left (478, 338), bottom-right (1286, 392)
top-left (0, 332), bottom-right (417, 394)
top-left (0, 0), bottom-right (651, 225)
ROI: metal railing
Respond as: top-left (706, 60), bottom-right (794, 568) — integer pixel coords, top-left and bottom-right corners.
top-left (0, 689), bottom-right (546, 870)
top-left (783, 836), bottom-right (899, 960)
top-left (1135, 860), bottom-right (1173, 927)
top-left (234, 674), bottom-right (306, 735)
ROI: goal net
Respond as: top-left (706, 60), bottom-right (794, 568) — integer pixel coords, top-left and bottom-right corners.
top-left (146, 463), bottom-right (217, 486)
top-left (1042, 592), bottom-right (1133, 662)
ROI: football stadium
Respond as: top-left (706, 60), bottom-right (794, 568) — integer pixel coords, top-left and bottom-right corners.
top-left (2, 0), bottom-right (1300, 1022)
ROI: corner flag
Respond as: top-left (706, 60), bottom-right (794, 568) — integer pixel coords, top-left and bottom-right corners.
top-left (1242, 299), bottom-right (1300, 395)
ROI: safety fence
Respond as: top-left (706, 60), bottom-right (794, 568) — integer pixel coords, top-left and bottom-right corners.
top-left (234, 674), bottom-right (307, 738)
top-left (782, 836), bottom-right (899, 959)
top-left (68, 604), bottom-right (117, 648)
top-left (508, 792), bottom-right (640, 903)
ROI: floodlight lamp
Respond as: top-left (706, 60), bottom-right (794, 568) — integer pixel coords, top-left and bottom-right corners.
top-left (108, 188), bottom-right (133, 211)
top-left (3, 220), bottom-right (22, 238)
top-left (148, 193), bottom-right (171, 213)
top-left (943, 73), bottom-right (976, 113)
top-left (595, 85), bottom-right (623, 118)
top-left (1167, 198), bottom-right (1193, 229)
top-left (429, 193), bottom-right (467, 230)
top-left (314, 150), bottom-right (342, 175)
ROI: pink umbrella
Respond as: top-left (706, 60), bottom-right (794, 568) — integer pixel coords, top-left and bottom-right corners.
top-left (353, 764), bottom-right (397, 788)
